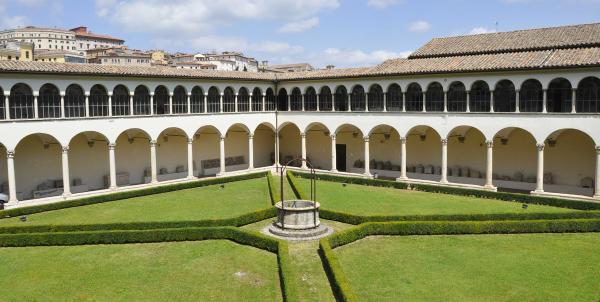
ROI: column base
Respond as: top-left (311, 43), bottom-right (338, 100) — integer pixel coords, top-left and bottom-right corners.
top-left (301, 165), bottom-right (308, 170)
top-left (109, 186), bottom-right (118, 191)
top-left (330, 169), bottom-right (338, 173)
top-left (483, 184), bottom-right (497, 191)
top-left (440, 179), bottom-right (448, 184)
top-left (364, 172), bottom-right (372, 178)
top-left (62, 192), bottom-right (72, 198)
top-left (151, 180), bottom-right (159, 184)
top-left (531, 189), bottom-right (545, 194)
top-left (187, 175), bottom-right (196, 180)
top-left (396, 176), bottom-right (408, 181)
top-left (593, 194), bottom-right (600, 200)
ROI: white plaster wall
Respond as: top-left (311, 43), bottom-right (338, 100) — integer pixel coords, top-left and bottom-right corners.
top-left (253, 125), bottom-right (275, 168)
top-left (336, 127), bottom-right (364, 173)
top-left (545, 130), bottom-right (594, 187)
top-left (115, 133), bottom-right (150, 185)
top-left (156, 134), bottom-right (188, 176)
top-left (69, 134), bottom-right (109, 190)
top-left (0, 145), bottom-right (7, 193)
top-left (225, 129), bottom-right (249, 172)
top-left (369, 130), bottom-right (401, 167)
top-left (15, 136), bottom-right (62, 199)
top-left (493, 129), bottom-right (536, 180)
top-left (306, 129), bottom-right (331, 170)
top-left (193, 131), bottom-right (219, 175)
top-left (448, 129), bottom-right (486, 176)
top-left (279, 124), bottom-right (301, 164)
top-left (406, 128), bottom-right (442, 168)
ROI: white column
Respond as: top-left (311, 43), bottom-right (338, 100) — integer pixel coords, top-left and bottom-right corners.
top-left (234, 93), bottom-right (238, 113)
top-left (219, 93), bottom-right (224, 113)
top-left (3, 92), bottom-right (9, 120)
top-left (364, 136), bottom-right (371, 176)
top-left (249, 93), bottom-right (253, 112)
top-left (248, 134), bottom-right (254, 170)
top-left (347, 93), bottom-right (351, 112)
top-left (108, 92), bottom-right (113, 116)
top-left (383, 92), bottom-right (387, 112)
top-left (108, 143), bottom-right (117, 190)
top-left (60, 92), bottom-right (65, 118)
top-left (6, 150), bottom-right (17, 203)
top-left (169, 93), bottom-right (173, 114)
top-left (515, 89), bottom-right (520, 113)
top-left (150, 140), bottom-right (158, 183)
top-left (219, 136), bottom-right (226, 175)
top-left (84, 92), bottom-right (90, 117)
top-left (33, 92), bottom-right (39, 118)
top-left (443, 90), bottom-right (448, 113)
top-left (301, 132), bottom-right (307, 169)
top-left (187, 138), bottom-right (194, 179)
top-left (129, 94), bottom-right (134, 115)
top-left (398, 137), bottom-right (408, 180)
top-left (301, 94), bottom-right (305, 111)
top-left (204, 93), bottom-right (208, 113)
top-left (61, 146), bottom-right (71, 197)
top-left (287, 95), bottom-right (291, 111)
top-left (262, 93), bottom-right (266, 111)
top-left (150, 92), bottom-right (155, 115)
top-left (594, 146), bottom-right (600, 198)
top-left (422, 91), bottom-right (426, 112)
top-left (187, 93), bottom-right (191, 114)
top-left (542, 89), bottom-right (547, 113)
top-left (402, 92), bottom-right (406, 112)
top-left (534, 143), bottom-right (545, 193)
top-left (316, 94), bottom-right (320, 112)
top-left (490, 90), bottom-right (495, 113)
top-left (440, 139), bottom-right (448, 183)
top-left (365, 93), bottom-right (369, 112)
top-left (571, 88), bottom-right (577, 113)
top-left (466, 90), bottom-right (471, 113)
top-left (331, 134), bottom-right (337, 172)
top-left (485, 140), bottom-right (494, 188)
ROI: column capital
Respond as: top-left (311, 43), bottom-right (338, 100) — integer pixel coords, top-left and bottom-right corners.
top-left (330, 134), bottom-right (336, 140)
top-left (62, 145), bottom-right (70, 153)
top-left (400, 136), bottom-right (407, 143)
top-left (485, 140), bottom-right (493, 148)
top-left (6, 150), bottom-right (15, 159)
top-left (187, 138), bottom-right (194, 144)
top-left (220, 136), bottom-right (226, 141)
top-left (363, 136), bottom-right (370, 142)
top-left (536, 143), bottom-right (545, 151)
top-left (108, 143), bottom-right (116, 150)
top-left (441, 138), bottom-right (448, 145)
top-left (248, 133), bottom-right (254, 139)
top-left (595, 146), bottom-right (600, 154)
top-left (150, 140), bottom-right (157, 147)
top-left (300, 132), bottom-right (306, 138)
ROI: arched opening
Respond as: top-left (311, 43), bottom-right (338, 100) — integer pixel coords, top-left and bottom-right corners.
top-left (15, 133), bottom-right (62, 200)
top-left (447, 126), bottom-right (486, 185)
top-left (172, 86), bottom-right (188, 114)
top-left (38, 83), bottom-right (61, 118)
top-left (426, 82), bottom-right (444, 112)
top-left (154, 86), bottom-right (169, 115)
top-left (253, 123), bottom-right (275, 168)
top-left (0, 88), bottom-right (5, 120)
top-left (448, 82), bottom-right (467, 112)
top-left (193, 126), bottom-right (221, 176)
top-left (576, 76), bottom-right (600, 113)
top-left (336, 124), bottom-right (365, 173)
top-left (225, 124), bottom-right (250, 172)
top-left (368, 84), bottom-right (384, 111)
top-left (319, 86), bottom-right (332, 111)
top-left (350, 85), bottom-right (366, 111)
top-left (306, 123), bottom-right (332, 170)
top-left (237, 87), bottom-right (250, 112)
top-left (520, 79), bottom-right (543, 112)
top-left (547, 78), bottom-right (572, 113)
top-left (64, 84), bottom-right (85, 118)
top-left (68, 131), bottom-right (109, 193)
top-left (265, 88), bottom-right (276, 111)
top-left (304, 87), bottom-right (317, 111)
top-left (9, 83), bottom-right (34, 119)
top-left (0, 143), bottom-right (6, 198)
top-left (492, 127), bottom-right (536, 192)
top-left (544, 129), bottom-right (595, 196)
top-left (470, 81), bottom-right (491, 112)
top-left (387, 84), bottom-right (402, 112)
top-left (190, 86), bottom-right (204, 113)
top-left (133, 85), bottom-right (150, 115)
top-left (290, 87), bottom-right (302, 111)
top-left (155, 128), bottom-right (189, 182)
top-left (223, 87), bottom-right (235, 113)
top-left (207, 87), bottom-right (220, 113)
top-left (115, 129), bottom-right (151, 186)
top-left (279, 123), bottom-right (301, 166)
top-left (277, 88), bottom-right (288, 111)
top-left (251, 87), bottom-right (263, 112)
top-left (89, 84), bottom-right (109, 117)
top-left (405, 83), bottom-right (423, 112)
top-left (334, 86), bottom-right (348, 111)
top-left (368, 125), bottom-right (401, 178)
top-left (112, 85), bottom-right (130, 116)
top-left (406, 126), bottom-right (442, 181)
top-left (494, 80), bottom-right (516, 112)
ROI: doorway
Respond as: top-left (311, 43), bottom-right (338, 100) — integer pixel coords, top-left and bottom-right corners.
top-left (336, 144), bottom-right (346, 172)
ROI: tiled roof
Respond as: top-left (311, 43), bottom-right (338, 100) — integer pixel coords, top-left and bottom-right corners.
top-left (0, 61), bottom-right (276, 81)
top-left (75, 32), bottom-right (124, 42)
top-left (410, 23), bottom-right (600, 58)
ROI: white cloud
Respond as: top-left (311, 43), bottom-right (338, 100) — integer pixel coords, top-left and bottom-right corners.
top-left (279, 17), bottom-right (319, 33)
top-left (1, 15), bottom-right (28, 28)
top-left (95, 0), bottom-right (117, 17)
top-left (367, 0), bottom-right (401, 8)
top-left (304, 48), bottom-right (411, 68)
top-left (469, 27), bottom-right (496, 35)
top-left (408, 20), bottom-right (431, 33)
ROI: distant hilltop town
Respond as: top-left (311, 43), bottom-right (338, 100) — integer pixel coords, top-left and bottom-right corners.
top-left (0, 25), bottom-right (316, 73)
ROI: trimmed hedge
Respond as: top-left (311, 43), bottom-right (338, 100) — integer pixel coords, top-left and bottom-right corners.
top-left (0, 172), bottom-right (267, 219)
top-left (277, 241), bottom-right (299, 302)
top-left (286, 170), bottom-right (305, 200)
top-left (292, 171), bottom-right (600, 210)
top-left (267, 171), bottom-right (280, 205)
top-left (0, 207), bottom-right (277, 234)
top-left (320, 218), bottom-right (600, 301)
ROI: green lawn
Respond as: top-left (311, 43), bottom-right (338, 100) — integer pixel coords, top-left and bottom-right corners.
top-left (0, 178), bottom-right (271, 226)
top-left (294, 178), bottom-right (575, 215)
top-left (336, 233), bottom-right (600, 302)
top-left (0, 240), bottom-right (281, 301)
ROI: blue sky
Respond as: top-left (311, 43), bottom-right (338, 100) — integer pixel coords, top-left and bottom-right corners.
top-left (1, 0), bottom-right (599, 68)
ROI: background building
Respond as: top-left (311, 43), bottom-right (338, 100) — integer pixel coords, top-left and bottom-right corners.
top-left (0, 26), bottom-right (76, 51)
top-left (70, 26), bottom-right (124, 52)
top-left (269, 63), bottom-right (314, 73)
top-left (0, 41), bottom-right (33, 61)
top-left (34, 49), bottom-right (86, 63)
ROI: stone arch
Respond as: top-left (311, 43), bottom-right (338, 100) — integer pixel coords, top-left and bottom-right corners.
top-left (222, 87), bottom-right (236, 113)
top-left (251, 87), bottom-right (263, 112)
top-left (520, 79), bottom-right (543, 112)
top-left (494, 79), bottom-right (516, 112)
top-left (334, 85), bottom-right (348, 111)
top-left (154, 85), bottom-right (170, 115)
top-left (447, 81), bottom-right (467, 112)
top-left (492, 127), bottom-right (537, 191)
top-left (547, 78), bottom-right (572, 113)
top-left (225, 123), bottom-right (251, 172)
top-left (446, 126), bottom-right (487, 184)
top-left (112, 85), bottom-right (130, 116)
top-left (115, 128), bottom-right (152, 186)
top-left (426, 82), bottom-right (444, 112)
top-left (350, 85), bottom-right (366, 111)
top-left (290, 87), bottom-right (302, 111)
top-left (0, 87), bottom-right (4, 120)
top-left (405, 82), bottom-right (423, 112)
top-left (133, 85), bottom-right (151, 115)
top-left (277, 88), bottom-right (288, 111)
top-left (405, 125), bottom-right (442, 181)
top-left (14, 133), bottom-right (63, 200)
top-left (193, 125), bottom-right (222, 176)
top-left (89, 84), bottom-right (109, 117)
top-left (470, 80), bottom-right (491, 112)
top-left (191, 86), bottom-right (205, 113)
top-left (38, 83), bottom-right (61, 118)
top-left (368, 84), bottom-right (384, 112)
top-left (207, 86), bottom-right (220, 113)
top-left (237, 87), bottom-right (250, 112)
top-left (254, 122), bottom-right (276, 168)
top-left (279, 122), bottom-right (302, 166)
top-left (65, 84), bottom-right (85, 118)
top-left (304, 86), bottom-right (317, 111)
top-left (156, 127), bottom-right (189, 181)
top-left (334, 124), bottom-right (365, 173)
top-left (265, 88), bottom-right (276, 111)
top-left (319, 86), bottom-right (333, 111)
top-left (305, 122), bottom-right (332, 170)
top-left (68, 131), bottom-right (110, 192)
top-left (576, 76), bottom-right (600, 113)
top-left (368, 124), bottom-right (402, 177)
top-left (9, 83), bottom-right (34, 119)
top-left (172, 86), bottom-right (188, 114)
top-left (386, 83), bottom-right (402, 112)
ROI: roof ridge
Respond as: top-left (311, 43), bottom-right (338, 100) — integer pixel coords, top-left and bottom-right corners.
top-left (433, 22), bottom-right (600, 40)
